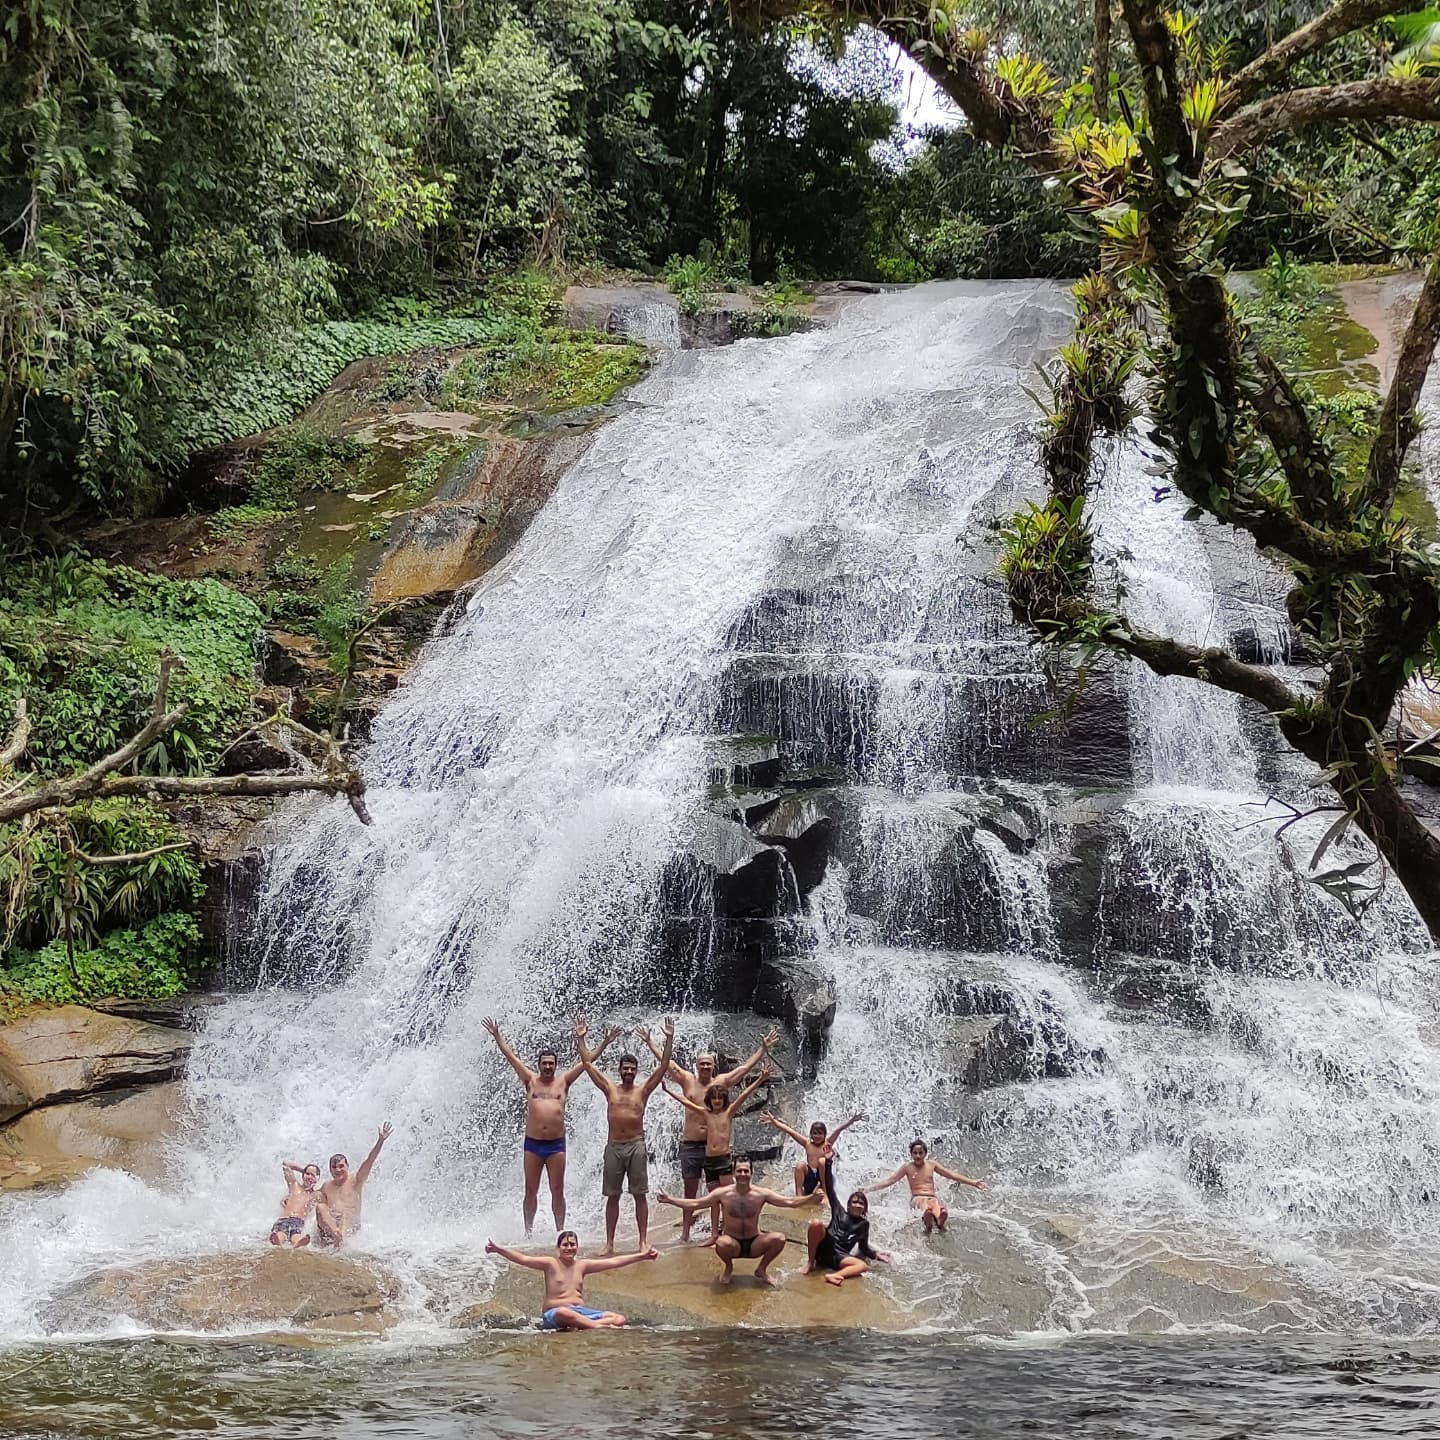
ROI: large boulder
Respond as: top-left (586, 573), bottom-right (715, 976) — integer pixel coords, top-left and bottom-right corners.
top-left (0, 1082), bottom-right (181, 1190)
top-left (751, 956), bottom-right (838, 1074)
top-left (0, 1007), bottom-right (191, 1123)
top-left (41, 1250), bottom-right (397, 1334)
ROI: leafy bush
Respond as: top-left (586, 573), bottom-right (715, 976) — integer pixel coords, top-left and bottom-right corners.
top-left (0, 556), bottom-right (263, 775)
top-left (1, 800), bottom-right (202, 951)
top-left (0, 913), bottom-right (201, 1010)
top-left (921, 216), bottom-right (990, 279)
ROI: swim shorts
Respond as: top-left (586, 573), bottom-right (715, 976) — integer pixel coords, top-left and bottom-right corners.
top-left (734, 1235), bottom-right (755, 1259)
top-left (679, 1139), bottom-right (707, 1182)
top-left (524, 1135), bottom-right (566, 1160)
top-left (802, 1166), bottom-right (822, 1195)
top-left (602, 1138), bottom-right (649, 1196)
top-left (542, 1304), bottom-right (606, 1329)
top-left (270, 1217), bottom-right (305, 1239)
top-left (703, 1153), bottom-right (734, 1184)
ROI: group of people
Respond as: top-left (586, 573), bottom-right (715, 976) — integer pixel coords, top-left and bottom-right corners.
top-left (481, 1016), bottom-right (986, 1330)
top-left (265, 1018), bottom-right (986, 1331)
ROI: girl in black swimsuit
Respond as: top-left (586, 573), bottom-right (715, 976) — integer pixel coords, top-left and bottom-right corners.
top-left (806, 1160), bottom-right (890, 1286)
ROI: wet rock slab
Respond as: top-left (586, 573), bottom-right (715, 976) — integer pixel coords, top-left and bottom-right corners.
top-left (42, 1251), bottom-right (398, 1335)
top-left (0, 1006), bottom-right (191, 1122)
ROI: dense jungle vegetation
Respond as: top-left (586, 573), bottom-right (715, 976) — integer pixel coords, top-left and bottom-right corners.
top-left (3, 1), bottom-right (1439, 995)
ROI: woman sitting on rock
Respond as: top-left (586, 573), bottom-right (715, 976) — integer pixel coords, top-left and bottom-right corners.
top-left (803, 1159), bottom-right (891, 1286)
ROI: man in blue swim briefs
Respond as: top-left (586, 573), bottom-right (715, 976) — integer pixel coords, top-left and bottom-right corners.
top-left (484, 1015), bottom-right (620, 1234)
top-left (485, 1231), bottom-right (658, 1329)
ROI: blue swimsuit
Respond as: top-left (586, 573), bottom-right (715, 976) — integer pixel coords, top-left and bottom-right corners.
top-left (543, 1304), bottom-right (605, 1329)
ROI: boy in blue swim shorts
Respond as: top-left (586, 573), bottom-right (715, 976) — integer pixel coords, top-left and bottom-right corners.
top-left (486, 1230), bottom-right (659, 1330)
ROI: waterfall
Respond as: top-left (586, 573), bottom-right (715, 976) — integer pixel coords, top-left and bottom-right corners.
top-left (4, 281), bottom-right (1438, 1340)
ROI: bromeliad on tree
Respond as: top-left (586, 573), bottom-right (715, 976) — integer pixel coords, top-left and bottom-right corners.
top-left (737, 0), bottom-right (1440, 938)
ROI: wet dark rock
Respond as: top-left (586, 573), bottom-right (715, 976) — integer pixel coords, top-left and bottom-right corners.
top-left (219, 734), bottom-right (294, 774)
top-left (1099, 954), bottom-right (1213, 1029)
top-left (705, 734), bottom-right (782, 789)
top-left (86, 996), bottom-right (225, 1031)
top-left (751, 957), bottom-right (837, 1075)
top-left (977, 806), bottom-right (1038, 854)
top-left (1186, 1134), bottom-right (1232, 1193)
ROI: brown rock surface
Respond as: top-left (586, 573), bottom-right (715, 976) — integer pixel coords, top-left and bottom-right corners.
top-left (0, 1082), bottom-right (181, 1190)
top-left (0, 1006), bottom-right (191, 1122)
top-left (42, 1250), bottom-right (398, 1334)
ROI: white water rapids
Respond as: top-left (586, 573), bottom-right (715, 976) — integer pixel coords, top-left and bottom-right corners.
top-left (4, 282), bottom-right (1439, 1340)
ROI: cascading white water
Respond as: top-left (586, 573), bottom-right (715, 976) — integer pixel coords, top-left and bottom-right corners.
top-left (4, 281), bottom-right (1438, 1340)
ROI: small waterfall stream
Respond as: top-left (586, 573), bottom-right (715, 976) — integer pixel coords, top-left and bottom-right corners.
top-left (3, 281), bottom-right (1438, 1340)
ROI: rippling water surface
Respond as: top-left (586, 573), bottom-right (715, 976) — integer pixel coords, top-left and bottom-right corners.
top-left (2, 1332), bottom-right (1437, 1439)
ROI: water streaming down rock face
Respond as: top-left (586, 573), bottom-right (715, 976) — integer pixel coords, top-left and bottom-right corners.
top-left (4, 281), bottom-right (1440, 1340)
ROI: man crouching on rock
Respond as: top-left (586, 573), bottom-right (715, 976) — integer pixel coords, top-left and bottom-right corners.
top-left (316, 1122), bottom-right (392, 1247)
top-left (658, 1156), bottom-right (822, 1286)
top-left (485, 1232), bottom-right (658, 1329)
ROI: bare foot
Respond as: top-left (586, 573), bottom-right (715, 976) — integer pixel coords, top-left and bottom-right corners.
top-left (717, 1268), bottom-right (734, 1286)
top-left (600, 1247), bottom-right (615, 1257)
top-left (800, 1260), bottom-right (814, 1275)
top-left (295, 1235), bottom-right (311, 1248)
top-left (755, 1270), bottom-right (779, 1288)
top-left (825, 1273), bottom-right (845, 1286)
top-left (701, 1237), bottom-right (717, 1249)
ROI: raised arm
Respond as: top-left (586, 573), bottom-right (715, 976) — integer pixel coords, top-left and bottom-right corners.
top-left (934, 1163), bottom-right (986, 1191)
top-left (759, 1112), bottom-right (808, 1147)
top-left (355, 1121), bottom-right (393, 1187)
top-left (641, 1016), bottom-right (675, 1098)
top-left (571, 1017), bottom-right (613, 1095)
top-left (715, 1026), bottom-right (781, 1088)
top-left (661, 1081), bottom-right (706, 1116)
top-left (565, 1022), bottom-right (621, 1087)
top-left (580, 1247), bottom-right (659, 1274)
top-left (826, 1112), bottom-right (866, 1146)
top-left (635, 1025), bottom-right (687, 1080)
top-left (864, 1165), bottom-right (908, 1194)
top-left (281, 1160), bottom-right (305, 1183)
top-left (482, 1016), bottom-right (534, 1086)
top-left (484, 1238), bottom-right (550, 1271)
top-left (726, 1063), bottom-right (774, 1115)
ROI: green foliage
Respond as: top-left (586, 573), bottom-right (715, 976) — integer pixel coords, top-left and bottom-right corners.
top-left (1, 800), bottom-right (201, 952)
top-left (0, 557), bottom-right (263, 775)
top-left (665, 251), bottom-right (731, 315)
top-left (314, 558), bottom-right (368, 677)
top-left (438, 329), bottom-right (648, 411)
top-left (0, 913), bottom-right (201, 1010)
top-left (999, 496), bottom-right (1097, 634)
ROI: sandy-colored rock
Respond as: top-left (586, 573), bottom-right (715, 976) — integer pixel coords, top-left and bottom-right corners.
top-left (0, 1082), bottom-right (182, 1190)
top-left (0, 1006), bottom-right (191, 1122)
top-left (42, 1250), bottom-right (397, 1334)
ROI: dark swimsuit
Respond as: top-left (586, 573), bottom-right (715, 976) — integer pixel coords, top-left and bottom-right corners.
top-left (271, 1217), bottom-right (305, 1239)
top-left (524, 1136), bottom-right (566, 1160)
top-left (815, 1160), bottom-right (877, 1271)
top-left (735, 1235), bottom-right (756, 1259)
top-left (802, 1166), bottom-right (822, 1195)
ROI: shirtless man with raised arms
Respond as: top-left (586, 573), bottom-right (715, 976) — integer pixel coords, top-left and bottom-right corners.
top-left (575, 1014), bottom-right (674, 1254)
top-left (865, 1138), bottom-right (985, 1234)
top-left (485, 1231), bottom-right (659, 1330)
top-left (483, 1015), bottom-right (618, 1234)
top-left (315, 1122), bottom-right (392, 1247)
top-left (657, 1156), bottom-right (822, 1286)
top-left (638, 1023), bottom-right (778, 1241)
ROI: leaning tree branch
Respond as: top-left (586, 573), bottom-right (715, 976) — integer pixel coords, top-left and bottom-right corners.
top-left (1365, 251), bottom-right (1440, 512)
top-left (1223, 0), bottom-right (1408, 113)
top-left (0, 656), bottom-right (373, 829)
top-left (1247, 348), bottom-right (1348, 528)
top-left (1102, 623), bottom-right (1303, 713)
top-left (1211, 77), bottom-right (1440, 161)
top-left (70, 841), bottom-right (194, 867)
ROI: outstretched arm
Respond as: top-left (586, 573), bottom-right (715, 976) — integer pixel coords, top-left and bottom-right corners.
top-left (641, 1017), bottom-right (675, 1098)
top-left (482, 1016), bottom-right (534, 1087)
top-left (484, 1239), bottom-right (550, 1271)
top-left (571, 1018), bottom-right (614, 1095)
top-left (826, 1112), bottom-right (865, 1146)
top-left (756, 1186), bottom-right (826, 1211)
top-left (656, 1188), bottom-right (732, 1214)
top-left (281, 1161), bottom-right (305, 1185)
top-left (864, 1166), bottom-right (908, 1194)
top-left (355, 1122), bottom-right (393, 1187)
top-left (580, 1247), bottom-right (660, 1274)
top-left (636, 1025), bottom-right (688, 1081)
top-left (935, 1163), bottom-right (986, 1191)
top-left (661, 1081), bottom-right (706, 1116)
top-left (715, 1027), bottom-right (781, 1088)
top-left (565, 1023), bottom-right (621, 1086)
top-left (726, 1064), bottom-right (774, 1116)
top-left (759, 1113), bottom-right (808, 1146)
